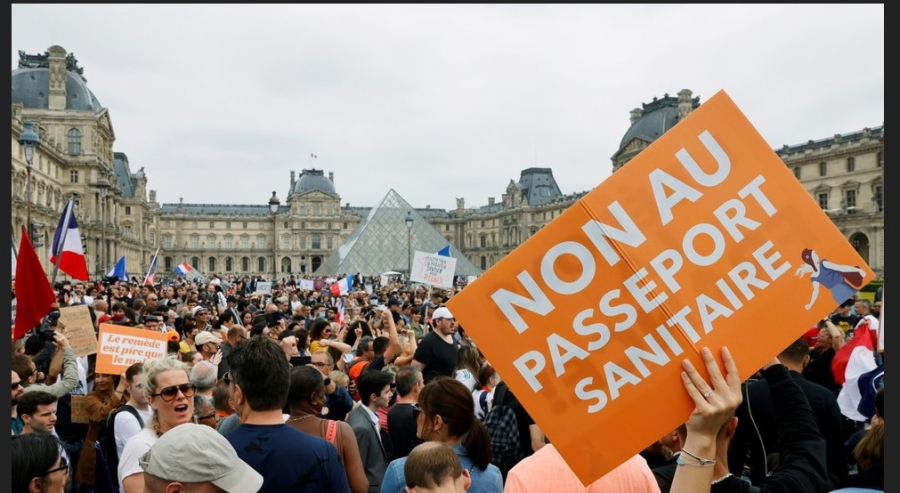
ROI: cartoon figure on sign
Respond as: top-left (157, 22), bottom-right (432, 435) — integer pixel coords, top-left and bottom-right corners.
top-left (795, 248), bottom-right (866, 309)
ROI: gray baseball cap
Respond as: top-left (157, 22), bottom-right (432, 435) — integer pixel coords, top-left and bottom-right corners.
top-left (140, 423), bottom-right (263, 492)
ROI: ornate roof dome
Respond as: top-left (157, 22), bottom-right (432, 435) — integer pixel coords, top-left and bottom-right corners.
top-left (292, 169), bottom-right (336, 195)
top-left (11, 46), bottom-right (104, 112)
top-left (619, 91), bottom-right (700, 148)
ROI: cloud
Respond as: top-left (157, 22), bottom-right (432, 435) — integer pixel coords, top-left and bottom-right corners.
top-left (12, 4), bottom-right (883, 211)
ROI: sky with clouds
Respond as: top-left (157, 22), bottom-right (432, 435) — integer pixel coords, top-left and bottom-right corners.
top-left (11, 4), bottom-right (883, 212)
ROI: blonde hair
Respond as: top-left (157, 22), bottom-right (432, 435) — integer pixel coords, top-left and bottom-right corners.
top-left (329, 370), bottom-right (349, 388)
top-left (143, 356), bottom-right (191, 397)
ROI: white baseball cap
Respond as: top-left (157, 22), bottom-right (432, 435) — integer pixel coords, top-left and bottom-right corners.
top-left (140, 423), bottom-right (263, 493)
top-left (432, 307), bottom-right (454, 320)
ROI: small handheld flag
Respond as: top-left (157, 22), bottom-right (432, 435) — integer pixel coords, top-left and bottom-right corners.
top-left (106, 256), bottom-right (129, 281)
top-left (174, 262), bottom-right (194, 276)
top-left (144, 248), bottom-right (160, 285)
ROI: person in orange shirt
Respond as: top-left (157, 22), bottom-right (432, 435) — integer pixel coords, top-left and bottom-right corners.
top-left (504, 442), bottom-right (660, 493)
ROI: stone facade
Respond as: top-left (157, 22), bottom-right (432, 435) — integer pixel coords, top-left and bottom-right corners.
top-left (11, 51), bottom-right (883, 280)
top-left (11, 45), bottom-right (159, 279)
top-left (776, 127), bottom-right (884, 276)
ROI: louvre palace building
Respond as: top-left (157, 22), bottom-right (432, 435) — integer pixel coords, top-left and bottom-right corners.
top-left (11, 46), bottom-right (884, 280)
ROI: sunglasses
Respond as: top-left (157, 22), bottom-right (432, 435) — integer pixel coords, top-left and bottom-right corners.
top-left (11, 381), bottom-right (22, 390)
top-left (151, 383), bottom-right (196, 401)
top-left (311, 361), bottom-right (330, 368)
top-left (45, 455), bottom-right (69, 475)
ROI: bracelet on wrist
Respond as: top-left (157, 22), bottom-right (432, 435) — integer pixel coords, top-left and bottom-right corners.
top-left (678, 449), bottom-right (716, 466)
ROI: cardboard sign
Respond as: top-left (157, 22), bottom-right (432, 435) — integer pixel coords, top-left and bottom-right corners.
top-left (446, 90), bottom-right (874, 485)
top-left (410, 251), bottom-right (458, 288)
top-left (59, 304), bottom-right (98, 357)
top-left (70, 395), bottom-right (89, 424)
top-left (255, 282), bottom-right (272, 295)
top-left (95, 324), bottom-right (169, 375)
top-left (299, 279), bottom-right (315, 290)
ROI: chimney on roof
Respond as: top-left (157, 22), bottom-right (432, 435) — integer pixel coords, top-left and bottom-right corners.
top-left (677, 89), bottom-right (694, 120)
top-left (290, 171), bottom-right (295, 189)
top-left (329, 171), bottom-right (334, 186)
top-left (488, 197), bottom-right (495, 206)
top-left (630, 108), bottom-right (642, 125)
top-left (47, 45), bottom-right (68, 110)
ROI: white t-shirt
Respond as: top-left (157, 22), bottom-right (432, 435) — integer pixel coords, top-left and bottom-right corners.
top-left (114, 405), bottom-right (154, 458)
top-left (454, 369), bottom-right (478, 392)
top-left (117, 426), bottom-right (158, 492)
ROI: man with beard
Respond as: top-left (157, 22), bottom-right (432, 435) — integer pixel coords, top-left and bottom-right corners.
top-left (412, 307), bottom-right (459, 384)
top-left (11, 371), bottom-right (26, 435)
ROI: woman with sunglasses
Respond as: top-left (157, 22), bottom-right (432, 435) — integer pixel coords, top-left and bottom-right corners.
top-left (380, 377), bottom-right (503, 493)
top-left (75, 372), bottom-right (123, 490)
top-left (118, 357), bottom-right (196, 493)
top-left (13, 433), bottom-right (70, 493)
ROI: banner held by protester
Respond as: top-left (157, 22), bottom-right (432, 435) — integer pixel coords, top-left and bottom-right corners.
top-left (95, 324), bottom-right (169, 375)
top-left (446, 90), bottom-right (875, 485)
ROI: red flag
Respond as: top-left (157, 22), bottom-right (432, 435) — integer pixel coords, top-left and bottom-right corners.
top-left (14, 228), bottom-right (57, 341)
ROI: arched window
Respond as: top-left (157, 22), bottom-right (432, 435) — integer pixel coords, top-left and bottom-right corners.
top-left (241, 257), bottom-right (250, 272)
top-left (164, 257), bottom-right (173, 270)
top-left (481, 256), bottom-right (487, 270)
top-left (208, 257), bottom-right (216, 272)
top-left (258, 257), bottom-right (266, 273)
top-left (190, 257), bottom-right (200, 269)
top-left (67, 128), bottom-right (82, 155)
top-left (225, 257), bottom-right (233, 272)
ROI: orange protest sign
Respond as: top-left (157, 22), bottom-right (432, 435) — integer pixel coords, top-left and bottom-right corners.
top-left (95, 324), bottom-right (169, 376)
top-left (446, 90), bottom-right (874, 485)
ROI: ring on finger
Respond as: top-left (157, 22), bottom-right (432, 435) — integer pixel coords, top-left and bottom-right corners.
top-left (702, 390), bottom-right (713, 399)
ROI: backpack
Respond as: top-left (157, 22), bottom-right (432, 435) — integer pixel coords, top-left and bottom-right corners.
top-left (347, 358), bottom-right (370, 401)
top-left (482, 383), bottom-right (525, 477)
top-left (97, 404), bottom-right (144, 478)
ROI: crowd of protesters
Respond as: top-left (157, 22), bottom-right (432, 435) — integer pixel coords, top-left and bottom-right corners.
top-left (11, 273), bottom-right (884, 493)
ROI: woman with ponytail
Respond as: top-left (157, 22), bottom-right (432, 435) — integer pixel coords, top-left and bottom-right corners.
top-left (380, 377), bottom-right (503, 493)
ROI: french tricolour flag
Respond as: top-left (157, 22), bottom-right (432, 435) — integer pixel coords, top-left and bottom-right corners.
top-left (330, 274), bottom-right (354, 297)
top-left (833, 321), bottom-right (881, 421)
top-left (50, 198), bottom-right (89, 280)
top-left (174, 263), bottom-right (193, 276)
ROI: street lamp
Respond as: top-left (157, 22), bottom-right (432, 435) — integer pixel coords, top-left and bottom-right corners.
top-left (94, 175), bottom-right (112, 278)
top-left (405, 211), bottom-right (414, 280)
top-left (18, 121), bottom-right (41, 245)
top-left (268, 191), bottom-right (280, 283)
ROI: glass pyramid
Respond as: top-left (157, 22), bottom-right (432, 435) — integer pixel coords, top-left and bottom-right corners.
top-left (315, 189), bottom-right (482, 276)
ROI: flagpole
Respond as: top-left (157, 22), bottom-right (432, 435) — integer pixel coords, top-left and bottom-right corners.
top-left (50, 194), bottom-right (77, 284)
top-left (143, 246), bottom-right (160, 285)
top-left (12, 230), bottom-right (19, 259)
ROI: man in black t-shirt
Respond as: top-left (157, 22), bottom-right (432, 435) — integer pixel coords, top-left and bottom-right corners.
top-left (412, 307), bottom-right (458, 383)
top-left (387, 366), bottom-right (425, 459)
top-left (830, 299), bottom-right (860, 335)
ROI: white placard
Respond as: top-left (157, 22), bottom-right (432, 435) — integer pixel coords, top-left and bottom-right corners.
top-left (410, 251), bottom-right (457, 288)
top-left (299, 279), bottom-right (315, 290)
top-left (256, 282), bottom-right (272, 295)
